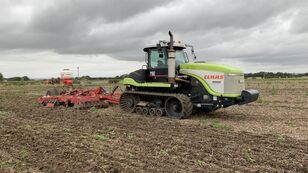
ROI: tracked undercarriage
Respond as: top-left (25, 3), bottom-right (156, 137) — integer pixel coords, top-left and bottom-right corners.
top-left (120, 91), bottom-right (193, 119)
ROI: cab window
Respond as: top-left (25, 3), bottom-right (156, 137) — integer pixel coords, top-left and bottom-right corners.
top-left (149, 49), bottom-right (167, 68)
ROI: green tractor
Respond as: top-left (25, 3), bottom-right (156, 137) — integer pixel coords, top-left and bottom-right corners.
top-left (120, 31), bottom-right (259, 119)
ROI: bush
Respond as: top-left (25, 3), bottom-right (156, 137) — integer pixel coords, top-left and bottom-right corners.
top-left (80, 76), bottom-right (91, 80)
top-left (7, 77), bottom-right (22, 81)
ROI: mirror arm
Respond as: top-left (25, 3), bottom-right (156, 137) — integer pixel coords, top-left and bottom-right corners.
top-left (185, 44), bottom-right (197, 60)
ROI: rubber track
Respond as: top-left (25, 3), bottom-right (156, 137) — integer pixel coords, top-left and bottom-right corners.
top-left (176, 94), bottom-right (193, 118)
top-left (120, 91), bottom-right (193, 119)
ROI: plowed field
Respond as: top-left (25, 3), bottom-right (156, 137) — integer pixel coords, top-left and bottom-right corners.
top-left (0, 79), bottom-right (307, 172)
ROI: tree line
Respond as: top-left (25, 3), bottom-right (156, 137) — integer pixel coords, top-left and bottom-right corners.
top-left (78, 74), bottom-right (128, 80)
top-left (0, 73), bottom-right (30, 81)
top-left (245, 72), bottom-right (308, 79)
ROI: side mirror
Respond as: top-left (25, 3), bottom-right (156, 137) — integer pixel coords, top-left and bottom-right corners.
top-left (184, 52), bottom-right (189, 63)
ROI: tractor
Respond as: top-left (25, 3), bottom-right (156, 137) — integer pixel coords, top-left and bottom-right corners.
top-left (119, 31), bottom-right (259, 119)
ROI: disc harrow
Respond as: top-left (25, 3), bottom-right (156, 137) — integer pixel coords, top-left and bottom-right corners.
top-left (37, 86), bottom-right (121, 109)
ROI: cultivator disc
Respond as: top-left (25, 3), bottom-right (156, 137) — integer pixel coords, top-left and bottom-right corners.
top-left (74, 100), bottom-right (109, 110)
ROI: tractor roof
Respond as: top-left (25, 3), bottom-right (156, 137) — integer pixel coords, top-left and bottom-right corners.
top-left (143, 40), bottom-right (186, 51)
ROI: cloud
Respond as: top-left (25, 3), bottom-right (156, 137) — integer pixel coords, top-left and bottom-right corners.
top-left (0, 50), bottom-right (143, 78)
top-left (0, 0), bottom-right (308, 77)
top-left (291, 8), bottom-right (308, 34)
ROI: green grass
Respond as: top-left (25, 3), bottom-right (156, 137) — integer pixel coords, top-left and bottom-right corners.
top-left (256, 97), bottom-right (263, 103)
top-left (159, 149), bottom-right (169, 156)
top-left (285, 120), bottom-right (296, 128)
top-left (123, 132), bottom-right (134, 139)
top-left (269, 86), bottom-right (277, 95)
top-left (88, 106), bottom-right (97, 112)
top-left (277, 136), bottom-right (286, 144)
top-left (256, 96), bottom-right (269, 104)
top-left (19, 149), bottom-right (29, 159)
top-left (201, 119), bottom-right (232, 130)
top-left (244, 149), bottom-right (256, 163)
top-left (0, 161), bottom-right (15, 169)
top-left (0, 111), bottom-right (14, 118)
top-left (63, 128), bottom-right (73, 133)
top-left (196, 160), bottom-right (205, 167)
top-left (107, 127), bottom-right (114, 132)
top-left (128, 153), bottom-right (135, 159)
top-left (94, 127), bottom-right (117, 142)
top-left (94, 134), bottom-right (109, 142)
top-left (107, 127), bottom-right (115, 137)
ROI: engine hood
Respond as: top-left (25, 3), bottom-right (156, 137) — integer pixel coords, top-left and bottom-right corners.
top-left (180, 62), bottom-right (243, 74)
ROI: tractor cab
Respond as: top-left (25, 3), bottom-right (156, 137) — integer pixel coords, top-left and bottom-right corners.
top-left (138, 41), bottom-right (191, 82)
top-left (144, 41), bottom-right (189, 69)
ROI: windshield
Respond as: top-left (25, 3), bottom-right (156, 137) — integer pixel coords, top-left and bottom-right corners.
top-left (175, 50), bottom-right (188, 65)
top-left (148, 49), bottom-right (188, 68)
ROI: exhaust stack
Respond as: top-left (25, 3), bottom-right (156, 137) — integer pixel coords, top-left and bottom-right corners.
top-left (167, 31), bottom-right (176, 84)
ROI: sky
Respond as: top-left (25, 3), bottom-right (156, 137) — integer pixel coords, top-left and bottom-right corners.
top-left (0, 0), bottom-right (308, 78)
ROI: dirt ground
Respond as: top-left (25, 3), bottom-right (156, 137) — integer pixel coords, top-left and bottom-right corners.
top-left (0, 79), bottom-right (307, 172)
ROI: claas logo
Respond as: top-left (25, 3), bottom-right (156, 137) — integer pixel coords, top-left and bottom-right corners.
top-left (204, 74), bottom-right (224, 79)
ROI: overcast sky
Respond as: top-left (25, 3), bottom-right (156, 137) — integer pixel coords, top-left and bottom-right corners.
top-left (1, 0), bottom-right (308, 78)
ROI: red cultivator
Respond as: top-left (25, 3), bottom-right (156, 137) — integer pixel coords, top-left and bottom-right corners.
top-left (37, 86), bottom-right (121, 109)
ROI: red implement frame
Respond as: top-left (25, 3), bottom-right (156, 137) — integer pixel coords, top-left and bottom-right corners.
top-left (37, 86), bottom-right (121, 109)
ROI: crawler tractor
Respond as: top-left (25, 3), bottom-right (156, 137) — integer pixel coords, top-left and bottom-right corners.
top-left (120, 31), bottom-right (259, 119)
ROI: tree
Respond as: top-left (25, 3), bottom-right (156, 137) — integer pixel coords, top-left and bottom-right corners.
top-left (22, 76), bottom-right (30, 81)
top-left (80, 75), bottom-right (91, 80)
top-left (0, 73), bottom-right (3, 81)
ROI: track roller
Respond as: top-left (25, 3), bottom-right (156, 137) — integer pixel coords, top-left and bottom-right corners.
top-left (149, 108), bottom-right (156, 116)
top-left (142, 107), bottom-right (149, 115)
top-left (156, 108), bottom-right (165, 116)
top-left (135, 107), bottom-right (143, 114)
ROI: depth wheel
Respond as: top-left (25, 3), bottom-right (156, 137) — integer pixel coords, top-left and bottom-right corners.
top-left (120, 93), bottom-right (140, 113)
top-left (165, 94), bottom-right (193, 119)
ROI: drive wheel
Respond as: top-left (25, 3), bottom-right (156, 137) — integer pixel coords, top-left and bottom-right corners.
top-left (120, 93), bottom-right (140, 113)
top-left (165, 94), bottom-right (192, 119)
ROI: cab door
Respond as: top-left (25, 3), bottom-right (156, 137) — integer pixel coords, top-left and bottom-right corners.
top-left (147, 48), bottom-right (168, 82)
